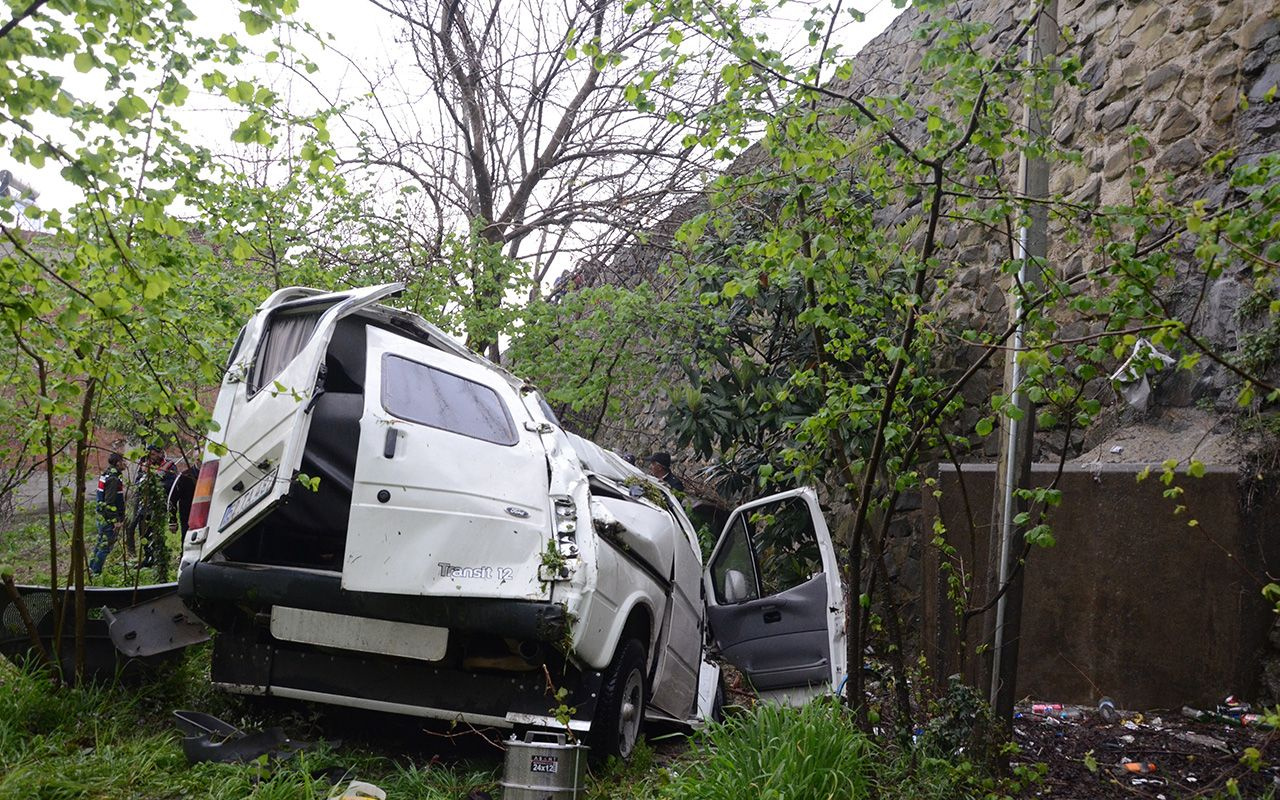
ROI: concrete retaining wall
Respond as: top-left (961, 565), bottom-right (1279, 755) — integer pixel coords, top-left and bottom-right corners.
top-left (923, 462), bottom-right (1280, 708)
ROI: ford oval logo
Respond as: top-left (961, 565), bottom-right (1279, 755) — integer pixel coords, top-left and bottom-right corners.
top-left (505, 507), bottom-right (530, 518)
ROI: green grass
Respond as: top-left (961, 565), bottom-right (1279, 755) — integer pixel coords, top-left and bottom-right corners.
top-left (653, 699), bottom-right (1029, 800)
top-left (1, 513), bottom-right (61, 583)
top-left (0, 648), bottom-right (501, 800)
top-left (0, 511), bottom-right (181, 587)
top-left (0, 651), bottom-right (1031, 800)
top-left (657, 700), bottom-right (875, 800)
top-left (0, 645), bottom-right (687, 800)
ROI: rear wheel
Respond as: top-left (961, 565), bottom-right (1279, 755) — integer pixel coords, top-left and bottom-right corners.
top-left (590, 638), bottom-right (647, 760)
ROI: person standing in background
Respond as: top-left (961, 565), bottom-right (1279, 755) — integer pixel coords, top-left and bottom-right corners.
top-left (128, 445), bottom-right (176, 581)
top-left (646, 451), bottom-right (685, 492)
top-left (88, 452), bottom-right (127, 577)
top-left (168, 462), bottom-right (197, 539)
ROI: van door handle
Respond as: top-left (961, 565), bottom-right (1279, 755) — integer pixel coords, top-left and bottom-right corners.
top-left (383, 428), bottom-right (397, 458)
top-left (762, 609), bottom-right (782, 624)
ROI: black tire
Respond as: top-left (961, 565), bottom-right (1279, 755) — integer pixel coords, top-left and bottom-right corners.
top-left (590, 637), bottom-right (647, 760)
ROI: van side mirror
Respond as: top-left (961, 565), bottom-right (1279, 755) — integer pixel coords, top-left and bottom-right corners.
top-left (723, 569), bottom-right (749, 604)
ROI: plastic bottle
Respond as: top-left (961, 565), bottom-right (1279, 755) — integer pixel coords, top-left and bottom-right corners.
top-left (1032, 703), bottom-right (1081, 720)
top-left (1218, 696), bottom-right (1252, 717)
top-left (1098, 697), bottom-right (1119, 723)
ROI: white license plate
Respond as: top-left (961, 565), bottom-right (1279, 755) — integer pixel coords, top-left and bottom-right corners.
top-left (220, 468), bottom-right (278, 528)
top-left (270, 607), bottom-right (449, 662)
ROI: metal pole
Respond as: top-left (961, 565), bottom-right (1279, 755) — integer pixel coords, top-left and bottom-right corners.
top-left (986, 0), bottom-right (1057, 720)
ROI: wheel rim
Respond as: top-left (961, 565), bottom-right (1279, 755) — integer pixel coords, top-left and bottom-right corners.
top-left (617, 668), bottom-right (644, 757)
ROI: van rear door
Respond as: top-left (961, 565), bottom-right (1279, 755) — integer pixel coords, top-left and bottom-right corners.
top-left (703, 487), bottom-right (847, 703)
top-left (341, 326), bottom-right (553, 601)
top-left (201, 283), bottom-right (404, 557)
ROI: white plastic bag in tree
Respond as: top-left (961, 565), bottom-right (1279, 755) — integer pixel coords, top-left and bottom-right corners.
top-left (1110, 339), bottom-right (1175, 412)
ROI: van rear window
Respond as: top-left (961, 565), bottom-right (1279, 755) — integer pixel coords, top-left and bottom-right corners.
top-left (250, 310), bottom-right (322, 394)
top-left (381, 355), bottom-right (518, 446)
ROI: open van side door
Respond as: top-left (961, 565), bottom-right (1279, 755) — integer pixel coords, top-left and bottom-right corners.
top-left (201, 283), bottom-right (404, 556)
top-left (702, 487), bottom-right (846, 704)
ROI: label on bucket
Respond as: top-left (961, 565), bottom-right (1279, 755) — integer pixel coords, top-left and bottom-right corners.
top-left (530, 754), bottom-right (559, 774)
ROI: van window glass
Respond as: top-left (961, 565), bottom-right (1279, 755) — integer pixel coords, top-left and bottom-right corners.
top-left (709, 516), bottom-right (760, 604)
top-left (744, 498), bottom-right (823, 596)
top-left (250, 311), bottom-right (322, 393)
top-left (382, 355), bottom-right (518, 446)
top-left (224, 325), bottom-right (246, 373)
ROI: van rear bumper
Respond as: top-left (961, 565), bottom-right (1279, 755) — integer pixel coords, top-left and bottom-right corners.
top-left (209, 632), bottom-right (599, 730)
top-left (182, 561), bottom-right (601, 730)
top-left (179, 560), bottom-right (567, 643)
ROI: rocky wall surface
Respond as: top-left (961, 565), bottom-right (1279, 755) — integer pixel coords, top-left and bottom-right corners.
top-left (594, 0), bottom-right (1278, 453)
top-left (835, 0), bottom-right (1280, 427)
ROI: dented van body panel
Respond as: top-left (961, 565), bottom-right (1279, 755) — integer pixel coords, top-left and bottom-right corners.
top-left (178, 283), bottom-right (846, 753)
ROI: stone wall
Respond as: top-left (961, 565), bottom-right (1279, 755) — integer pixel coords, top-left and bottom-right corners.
top-left (588, 0), bottom-right (1279, 456)
top-left (839, 0), bottom-right (1279, 423)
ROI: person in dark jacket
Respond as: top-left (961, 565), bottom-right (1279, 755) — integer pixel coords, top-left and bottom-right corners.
top-left (647, 451), bottom-right (685, 492)
top-left (167, 463), bottom-right (197, 538)
top-left (127, 445), bottom-right (177, 581)
top-left (89, 452), bottom-right (127, 577)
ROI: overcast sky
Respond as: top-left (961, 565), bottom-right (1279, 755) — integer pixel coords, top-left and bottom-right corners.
top-left (11, 0), bottom-right (904, 213)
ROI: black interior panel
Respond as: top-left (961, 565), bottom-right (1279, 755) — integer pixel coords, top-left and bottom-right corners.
top-left (706, 574), bottom-right (830, 691)
top-left (324, 318), bottom-right (367, 393)
top-left (223, 319), bottom-right (368, 570)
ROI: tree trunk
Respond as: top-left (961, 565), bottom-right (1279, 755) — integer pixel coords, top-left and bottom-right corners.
top-left (69, 370), bottom-right (98, 682)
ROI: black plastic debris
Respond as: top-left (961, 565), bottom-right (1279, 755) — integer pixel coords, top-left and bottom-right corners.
top-left (173, 710), bottom-right (321, 764)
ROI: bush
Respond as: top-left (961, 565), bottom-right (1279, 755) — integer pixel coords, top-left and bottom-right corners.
top-left (656, 697), bottom-right (1035, 800)
top-left (659, 699), bottom-right (874, 800)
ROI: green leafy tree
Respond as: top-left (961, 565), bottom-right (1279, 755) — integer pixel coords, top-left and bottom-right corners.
top-left (0, 0), bottom-right (340, 679)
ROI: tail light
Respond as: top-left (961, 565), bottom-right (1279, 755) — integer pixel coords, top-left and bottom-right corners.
top-left (187, 460), bottom-right (220, 532)
top-left (553, 496), bottom-right (578, 557)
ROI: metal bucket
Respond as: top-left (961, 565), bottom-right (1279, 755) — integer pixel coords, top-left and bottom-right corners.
top-left (500, 731), bottom-right (589, 800)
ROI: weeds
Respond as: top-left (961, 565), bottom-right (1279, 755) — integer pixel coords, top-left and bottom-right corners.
top-left (658, 699), bottom-right (875, 799)
top-left (0, 640), bottom-right (1033, 799)
top-left (652, 698), bottom-right (1033, 800)
top-left (0, 648), bottom-right (500, 799)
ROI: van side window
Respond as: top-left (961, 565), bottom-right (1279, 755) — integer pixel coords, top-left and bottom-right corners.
top-left (746, 498), bottom-right (823, 597)
top-left (709, 517), bottom-right (760, 605)
top-left (250, 311), bottom-right (322, 394)
top-left (382, 355), bottom-right (519, 446)
top-left (709, 497), bottom-right (823, 604)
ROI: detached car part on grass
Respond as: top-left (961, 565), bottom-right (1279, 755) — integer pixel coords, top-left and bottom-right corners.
top-left (0, 582), bottom-right (205, 680)
top-left (175, 282), bottom-right (849, 759)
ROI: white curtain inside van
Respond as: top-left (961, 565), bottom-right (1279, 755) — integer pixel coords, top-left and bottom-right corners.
top-left (251, 311), bottom-right (321, 393)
